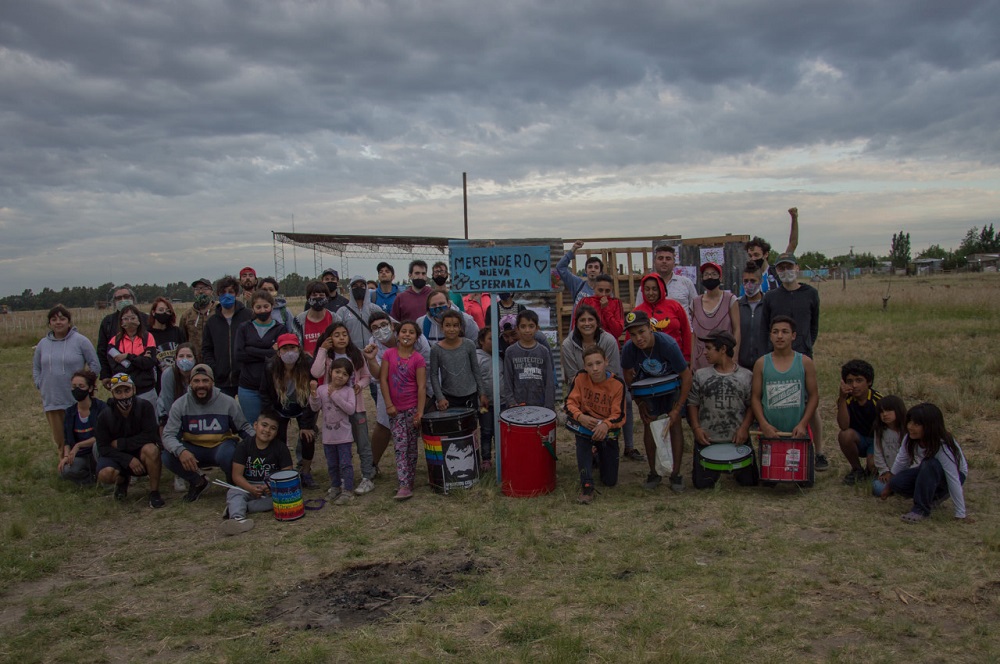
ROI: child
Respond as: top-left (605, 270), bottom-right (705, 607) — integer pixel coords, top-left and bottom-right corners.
top-left (221, 411), bottom-right (293, 535)
top-left (430, 310), bottom-right (489, 412)
top-left (476, 327), bottom-right (495, 470)
top-left (871, 395), bottom-right (906, 497)
top-left (379, 321), bottom-right (427, 501)
top-left (309, 358), bottom-right (357, 504)
top-left (883, 402), bottom-right (968, 522)
top-left (565, 346), bottom-right (626, 503)
top-left (501, 310), bottom-right (555, 411)
top-left (837, 359), bottom-right (883, 485)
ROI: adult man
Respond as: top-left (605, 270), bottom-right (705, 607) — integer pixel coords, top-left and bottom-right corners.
top-left (745, 207), bottom-right (799, 294)
top-left (635, 245), bottom-right (698, 318)
top-left (295, 281), bottom-right (334, 356)
top-left (556, 240), bottom-right (603, 306)
top-left (161, 364), bottom-right (254, 501)
top-left (239, 267), bottom-right (258, 305)
top-left (688, 331), bottom-right (756, 489)
top-left (201, 276), bottom-right (252, 398)
top-left (759, 253), bottom-right (827, 470)
top-left (320, 268), bottom-right (349, 313)
top-left (431, 261), bottom-right (465, 311)
top-left (179, 278), bottom-right (214, 360)
top-left (97, 284), bottom-right (149, 387)
top-left (751, 316), bottom-right (819, 445)
top-left (621, 311), bottom-right (692, 493)
top-left (737, 261), bottom-right (768, 371)
top-left (578, 274), bottom-right (624, 341)
top-left (390, 259), bottom-right (432, 322)
top-left (95, 373), bottom-right (164, 507)
top-left (370, 261), bottom-right (400, 314)
top-left (337, 275), bottom-right (382, 349)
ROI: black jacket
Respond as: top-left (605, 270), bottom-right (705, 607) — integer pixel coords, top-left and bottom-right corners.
top-left (234, 320), bottom-right (287, 390)
top-left (201, 302), bottom-right (253, 388)
top-left (95, 398), bottom-right (160, 467)
top-left (97, 310), bottom-right (150, 379)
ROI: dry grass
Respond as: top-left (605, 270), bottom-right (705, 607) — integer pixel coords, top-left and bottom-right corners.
top-left (1, 275), bottom-right (999, 663)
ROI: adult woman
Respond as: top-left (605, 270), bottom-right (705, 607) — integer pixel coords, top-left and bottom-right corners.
top-left (157, 342), bottom-right (197, 426)
top-left (691, 262), bottom-right (740, 373)
top-left (416, 289), bottom-right (478, 345)
top-left (34, 305), bottom-right (100, 458)
top-left (107, 304), bottom-right (158, 404)
top-left (235, 289), bottom-right (286, 426)
top-left (58, 369), bottom-right (108, 485)
top-left (260, 334), bottom-right (318, 487)
top-left (561, 304), bottom-right (640, 461)
top-left (148, 297), bottom-right (186, 393)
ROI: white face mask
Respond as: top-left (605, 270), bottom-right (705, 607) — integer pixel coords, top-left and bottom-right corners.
top-left (743, 282), bottom-right (761, 297)
top-left (778, 269), bottom-right (798, 284)
top-left (280, 350), bottom-right (300, 365)
top-left (373, 326), bottom-right (393, 344)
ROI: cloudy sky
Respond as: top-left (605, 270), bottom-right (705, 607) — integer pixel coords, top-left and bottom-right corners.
top-left (3, 0), bottom-right (998, 296)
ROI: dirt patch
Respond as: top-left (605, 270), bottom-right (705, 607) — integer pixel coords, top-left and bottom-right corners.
top-left (264, 550), bottom-right (489, 630)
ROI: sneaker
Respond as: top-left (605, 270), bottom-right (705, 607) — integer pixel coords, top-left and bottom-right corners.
top-left (643, 472), bottom-right (662, 490)
top-left (372, 466), bottom-right (381, 479)
top-left (221, 507), bottom-right (230, 520)
top-left (301, 472), bottom-right (318, 489)
top-left (624, 448), bottom-right (645, 462)
top-left (184, 476), bottom-right (209, 503)
top-left (394, 487), bottom-right (413, 501)
top-left (901, 511), bottom-right (927, 524)
top-left (219, 517), bottom-right (255, 536)
top-left (113, 480), bottom-right (129, 501)
top-left (842, 469), bottom-right (865, 486)
top-left (354, 478), bottom-right (375, 495)
top-left (815, 454), bottom-right (830, 471)
top-left (578, 483), bottom-right (595, 505)
top-left (669, 475), bottom-right (685, 494)
top-left (173, 476), bottom-right (186, 492)
top-left (148, 491), bottom-right (165, 509)
top-left (335, 492), bottom-right (355, 506)
top-left (326, 486), bottom-right (342, 500)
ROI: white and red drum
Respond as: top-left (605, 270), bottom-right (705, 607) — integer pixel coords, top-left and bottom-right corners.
top-left (759, 436), bottom-right (815, 487)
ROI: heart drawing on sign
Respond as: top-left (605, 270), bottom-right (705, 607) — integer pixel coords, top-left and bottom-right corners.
top-left (533, 259), bottom-right (548, 274)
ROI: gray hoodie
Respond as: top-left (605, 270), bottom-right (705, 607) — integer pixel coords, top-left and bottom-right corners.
top-left (161, 386), bottom-right (254, 457)
top-left (32, 327), bottom-right (101, 411)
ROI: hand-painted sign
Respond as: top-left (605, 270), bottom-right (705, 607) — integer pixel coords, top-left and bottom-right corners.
top-left (448, 241), bottom-right (551, 293)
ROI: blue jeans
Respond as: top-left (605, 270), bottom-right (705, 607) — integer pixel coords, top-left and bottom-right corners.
top-left (324, 444), bottom-right (355, 491)
top-left (623, 391), bottom-right (635, 452)
top-left (351, 411), bottom-right (374, 480)
top-left (238, 387), bottom-right (262, 426)
top-left (161, 439), bottom-right (238, 484)
top-left (575, 434), bottom-right (619, 489)
top-left (888, 458), bottom-right (965, 516)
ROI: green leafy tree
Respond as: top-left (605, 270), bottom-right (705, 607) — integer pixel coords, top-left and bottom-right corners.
top-left (890, 231), bottom-right (911, 269)
top-left (918, 244), bottom-right (948, 259)
top-left (796, 251), bottom-right (829, 268)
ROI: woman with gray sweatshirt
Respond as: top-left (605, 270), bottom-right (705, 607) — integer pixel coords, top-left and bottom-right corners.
top-left (33, 305), bottom-right (101, 458)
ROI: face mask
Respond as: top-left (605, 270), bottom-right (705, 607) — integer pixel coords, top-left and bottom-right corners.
top-left (430, 305), bottom-right (449, 320)
top-left (115, 299), bottom-right (133, 311)
top-left (753, 258), bottom-right (765, 269)
top-left (432, 275), bottom-right (447, 286)
top-left (193, 293), bottom-right (210, 308)
top-left (351, 286), bottom-right (367, 300)
top-left (115, 395), bottom-right (135, 410)
top-left (176, 358), bottom-right (196, 372)
top-left (328, 282), bottom-right (339, 293)
top-left (702, 278), bottom-right (721, 291)
top-left (154, 312), bottom-right (172, 325)
top-left (778, 269), bottom-right (798, 284)
top-left (255, 311), bottom-right (272, 322)
top-left (280, 350), bottom-right (300, 365)
top-left (411, 278), bottom-right (427, 290)
top-left (219, 293), bottom-right (236, 308)
top-left (308, 297), bottom-right (328, 311)
top-left (71, 387), bottom-right (90, 402)
top-left (744, 282), bottom-right (761, 297)
top-left (373, 326), bottom-right (393, 344)
top-left (498, 292), bottom-right (512, 302)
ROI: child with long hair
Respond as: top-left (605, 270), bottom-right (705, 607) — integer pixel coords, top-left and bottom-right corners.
top-left (312, 321), bottom-right (376, 495)
top-left (871, 395), bottom-right (906, 497)
top-left (379, 321), bottom-right (426, 501)
top-left (430, 310), bottom-right (488, 412)
top-left (309, 358), bottom-right (357, 504)
top-left (108, 304), bottom-right (158, 403)
top-left (882, 402), bottom-right (969, 522)
top-left (259, 334), bottom-right (318, 487)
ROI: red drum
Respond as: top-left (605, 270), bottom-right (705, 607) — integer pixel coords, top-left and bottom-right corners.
top-left (758, 436), bottom-right (814, 487)
top-left (499, 406), bottom-right (557, 497)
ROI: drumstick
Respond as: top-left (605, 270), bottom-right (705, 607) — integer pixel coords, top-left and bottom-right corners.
top-left (212, 478), bottom-right (250, 494)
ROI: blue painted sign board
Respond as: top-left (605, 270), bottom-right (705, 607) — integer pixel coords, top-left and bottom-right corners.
top-left (448, 241), bottom-right (551, 294)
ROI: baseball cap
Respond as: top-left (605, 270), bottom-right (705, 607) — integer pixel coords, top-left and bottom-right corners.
top-left (775, 253), bottom-right (798, 267)
top-left (191, 277), bottom-right (212, 289)
top-left (499, 314), bottom-right (518, 331)
top-left (699, 261), bottom-right (723, 275)
top-left (321, 268), bottom-right (339, 279)
top-left (109, 373), bottom-right (134, 389)
top-left (239, 266), bottom-right (256, 277)
top-left (276, 333), bottom-right (300, 349)
top-left (191, 364), bottom-right (215, 380)
top-left (624, 310), bottom-right (652, 330)
top-left (698, 330), bottom-right (737, 349)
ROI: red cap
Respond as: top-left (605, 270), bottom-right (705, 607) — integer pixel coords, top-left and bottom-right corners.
top-left (276, 333), bottom-right (300, 349)
top-left (240, 266), bottom-right (256, 277)
top-left (699, 262), bottom-right (723, 275)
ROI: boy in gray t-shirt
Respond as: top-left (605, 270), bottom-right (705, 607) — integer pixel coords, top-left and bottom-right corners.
top-left (687, 331), bottom-right (756, 489)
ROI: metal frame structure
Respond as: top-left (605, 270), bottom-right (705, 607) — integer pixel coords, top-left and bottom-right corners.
top-left (272, 232), bottom-right (452, 281)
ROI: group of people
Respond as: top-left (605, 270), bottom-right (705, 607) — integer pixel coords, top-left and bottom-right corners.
top-left (32, 212), bottom-right (969, 529)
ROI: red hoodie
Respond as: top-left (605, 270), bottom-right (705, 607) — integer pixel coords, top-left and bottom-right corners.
top-left (631, 273), bottom-right (692, 362)
top-left (576, 295), bottom-right (625, 343)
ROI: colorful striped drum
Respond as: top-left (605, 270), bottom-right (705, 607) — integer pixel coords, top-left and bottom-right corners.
top-left (268, 470), bottom-right (305, 521)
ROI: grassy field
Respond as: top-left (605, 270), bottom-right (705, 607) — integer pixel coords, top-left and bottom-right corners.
top-left (1, 274), bottom-right (998, 663)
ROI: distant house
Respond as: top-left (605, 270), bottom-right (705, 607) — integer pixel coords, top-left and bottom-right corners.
top-left (967, 253), bottom-right (1000, 272)
top-left (912, 258), bottom-right (944, 275)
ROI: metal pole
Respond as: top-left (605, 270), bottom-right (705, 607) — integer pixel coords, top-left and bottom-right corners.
top-left (491, 294), bottom-right (501, 485)
top-left (463, 172), bottom-right (469, 240)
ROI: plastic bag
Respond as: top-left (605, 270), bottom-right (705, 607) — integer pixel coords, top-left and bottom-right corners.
top-left (650, 416), bottom-right (673, 477)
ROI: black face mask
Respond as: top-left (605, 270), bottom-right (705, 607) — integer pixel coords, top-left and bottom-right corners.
top-left (328, 282), bottom-right (339, 293)
top-left (753, 258), bottom-right (765, 269)
top-left (153, 312), bottom-right (172, 325)
top-left (115, 395), bottom-right (135, 411)
top-left (432, 275), bottom-right (447, 286)
top-left (702, 278), bottom-right (721, 291)
top-left (351, 286), bottom-right (367, 300)
top-left (255, 311), bottom-right (271, 322)
top-left (498, 292), bottom-right (513, 302)
top-left (71, 387), bottom-right (90, 402)
top-left (308, 297), bottom-right (328, 311)
top-left (411, 278), bottom-right (427, 290)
